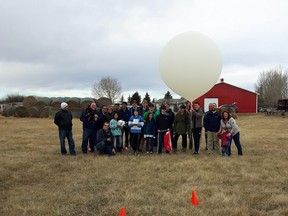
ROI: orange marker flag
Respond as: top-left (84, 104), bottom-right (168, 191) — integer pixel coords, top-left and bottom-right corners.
top-left (119, 207), bottom-right (126, 216)
top-left (191, 190), bottom-right (200, 206)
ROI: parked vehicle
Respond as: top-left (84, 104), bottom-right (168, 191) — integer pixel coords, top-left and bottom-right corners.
top-left (278, 99), bottom-right (288, 112)
top-left (219, 103), bottom-right (238, 113)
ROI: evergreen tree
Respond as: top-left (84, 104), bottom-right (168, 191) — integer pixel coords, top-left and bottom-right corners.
top-left (130, 92), bottom-right (141, 105)
top-left (164, 91), bottom-right (173, 99)
top-left (143, 92), bottom-right (151, 104)
top-left (120, 95), bottom-right (124, 103)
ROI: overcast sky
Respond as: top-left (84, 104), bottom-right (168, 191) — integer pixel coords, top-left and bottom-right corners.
top-left (0, 0), bottom-right (287, 101)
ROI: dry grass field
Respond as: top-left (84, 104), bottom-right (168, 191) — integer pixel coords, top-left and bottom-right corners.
top-left (0, 114), bottom-right (288, 216)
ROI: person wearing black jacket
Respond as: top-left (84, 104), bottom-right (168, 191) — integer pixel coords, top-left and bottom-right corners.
top-left (118, 102), bottom-right (131, 150)
top-left (80, 102), bottom-right (103, 153)
top-left (155, 105), bottom-right (171, 154)
top-left (95, 122), bottom-right (115, 155)
top-left (54, 102), bottom-right (76, 156)
top-left (203, 103), bottom-right (221, 154)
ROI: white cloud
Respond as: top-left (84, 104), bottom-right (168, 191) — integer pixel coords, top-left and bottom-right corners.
top-left (0, 0), bottom-right (287, 100)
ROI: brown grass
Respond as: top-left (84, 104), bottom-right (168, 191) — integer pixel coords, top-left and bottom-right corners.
top-left (0, 114), bottom-right (288, 216)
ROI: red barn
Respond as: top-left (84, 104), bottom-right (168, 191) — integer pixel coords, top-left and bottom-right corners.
top-left (193, 78), bottom-right (258, 113)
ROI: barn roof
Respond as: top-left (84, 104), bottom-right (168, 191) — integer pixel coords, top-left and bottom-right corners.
top-left (215, 80), bottom-right (260, 95)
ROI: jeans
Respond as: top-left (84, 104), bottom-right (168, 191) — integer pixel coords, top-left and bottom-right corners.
top-left (188, 127), bottom-right (193, 149)
top-left (146, 137), bottom-right (154, 152)
top-left (192, 128), bottom-right (202, 153)
top-left (81, 128), bottom-right (96, 153)
top-left (230, 132), bottom-right (243, 155)
top-left (122, 126), bottom-right (130, 147)
top-left (59, 129), bottom-right (76, 155)
top-left (96, 141), bottom-right (114, 155)
top-left (113, 135), bottom-right (123, 152)
top-left (222, 146), bottom-right (230, 156)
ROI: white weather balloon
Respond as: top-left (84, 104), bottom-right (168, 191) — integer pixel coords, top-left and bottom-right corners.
top-left (159, 32), bottom-right (222, 101)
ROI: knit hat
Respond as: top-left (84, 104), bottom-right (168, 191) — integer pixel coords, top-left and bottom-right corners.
top-left (61, 102), bottom-right (68, 109)
top-left (179, 104), bottom-right (186, 109)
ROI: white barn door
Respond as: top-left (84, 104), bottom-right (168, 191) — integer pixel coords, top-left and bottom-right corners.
top-left (204, 98), bottom-right (218, 112)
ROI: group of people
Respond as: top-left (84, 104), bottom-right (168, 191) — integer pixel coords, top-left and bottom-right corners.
top-left (54, 99), bottom-right (243, 157)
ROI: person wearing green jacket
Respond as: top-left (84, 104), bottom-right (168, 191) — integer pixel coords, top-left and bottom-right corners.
top-left (172, 104), bottom-right (190, 152)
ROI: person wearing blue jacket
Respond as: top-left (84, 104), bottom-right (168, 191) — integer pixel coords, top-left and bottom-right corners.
top-left (128, 110), bottom-right (144, 154)
top-left (80, 102), bottom-right (102, 153)
top-left (203, 103), bottom-right (221, 154)
top-left (143, 113), bottom-right (156, 154)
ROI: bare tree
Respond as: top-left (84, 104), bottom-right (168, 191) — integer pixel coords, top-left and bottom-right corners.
top-left (255, 66), bottom-right (288, 108)
top-left (91, 76), bottom-right (122, 103)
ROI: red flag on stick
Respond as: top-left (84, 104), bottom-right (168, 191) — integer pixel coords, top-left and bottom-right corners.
top-left (164, 131), bottom-right (172, 152)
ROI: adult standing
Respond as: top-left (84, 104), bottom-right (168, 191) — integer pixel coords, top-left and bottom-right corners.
top-left (143, 103), bottom-right (160, 121)
top-left (190, 102), bottom-right (204, 154)
top-left (113, 103), bottom-right (120, 113)
top-left (54, 102), bottom-right (76, 156)
top-left (203, 103), bottom-right (221, 154)
top-left (203, 104), bottom-right (214, 151)
top-left (118, 102), bottom-right (131, 150)
top-left (100, 105), bottom-right (108, 121)
top-left (80, 102), bottom-right (102, 153)
top-left (165, 103), bottom-right (175, 132)
top-left (138, 99), bottom-right (149, 117)
top-left (219, 111), bottom-right (243, 156)
top-left (104, 105), bottom-right (114, 123)
top-left (129, 100), bottom-right (139, 115)
top-left (173, 104), bottom-right (189, 152)
top-left (155, 105), bottom-right (171, 154)
top-left (138, 99), bottom-right (149, 152)
top-left (185, 101), bottom-right (194, 150)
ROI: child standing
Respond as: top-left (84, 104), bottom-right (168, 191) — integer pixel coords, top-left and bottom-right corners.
top-left (217, 131), bottom-right (232, 157)
top-left (143, 113), bottom-right (156, 154)
top-left (128, 110), bottom-right (144, 154)
top-left (110, 112), bottom-right (123, 152)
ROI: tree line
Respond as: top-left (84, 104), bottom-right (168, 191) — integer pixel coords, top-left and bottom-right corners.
top-left (255, 66), bottom-right (288, 108)
top-left (93, 67), bottom-right (288, 108)
top-left (91, 76), bottom-right (174, 105)
top-left (1, 66), bottom-right (287, 108)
